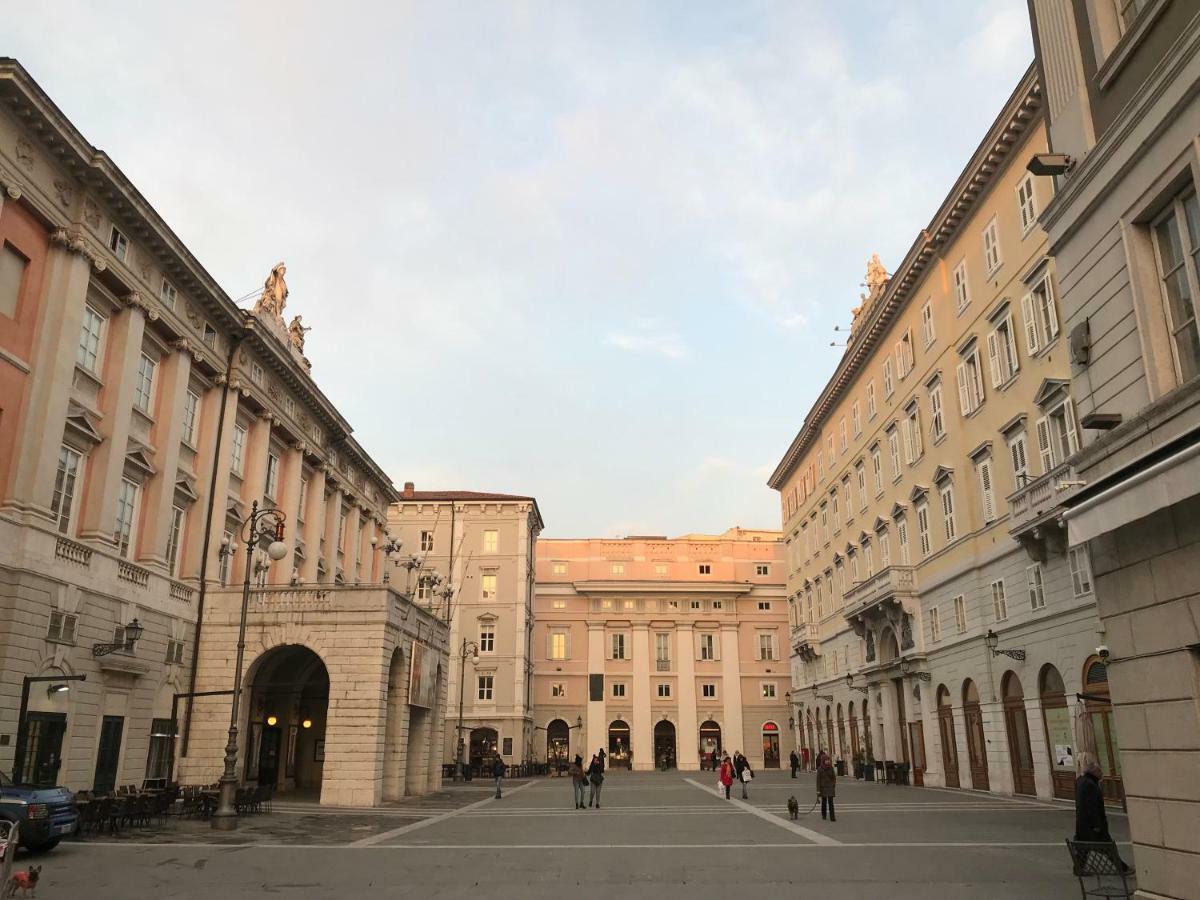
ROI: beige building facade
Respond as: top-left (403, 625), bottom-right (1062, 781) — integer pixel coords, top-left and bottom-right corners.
top-left (771, 69), bottom-right (1118, 804)
top-left (532, 529), bottom-right (792, 771)
top-left (0, 58), bottom-right (448, 807)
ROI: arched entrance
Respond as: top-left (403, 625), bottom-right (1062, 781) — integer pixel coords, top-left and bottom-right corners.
top-left (244, 645), bottom-right (329, 796)
top-left (1081, 657), bottom-right (1124, 803)
top-left (470, 727), bottom-right (499, 774)
top-left (836, 705), bottom-right (847, 761)
top-left (653, 720), bottom-right (676, 769)
top-left (608, 719), bottom-right (631, 769)
top-left (861, 699), bottom-right (872, 760)
top-left (1039, 665), bottom-right (1073, 799)
top-left (963, 679), bottom-right (989, 791)
top-left (761, 721), bottom-right (780, 768)
top-left (699, 720), bottom-right (721, 769)
top-left (848, 702), bottom-right (860, 759)
top-left (805, 711), bottom-right (816, 766)
top-left (1002, 671), bottom-right (1035, 796)
top-left (936, 684), bottom-right (960, 788)
top-left (546, 719), bottom-right (570, 767)
top-left (814, 708), bottom-right (823, 753)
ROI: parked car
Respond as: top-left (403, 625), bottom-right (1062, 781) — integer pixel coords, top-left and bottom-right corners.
top-left (0, 770), bottom-right (77, 852)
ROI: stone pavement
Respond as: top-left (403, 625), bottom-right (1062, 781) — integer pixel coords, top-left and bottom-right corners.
top-left (27, 771), bottom-right (1134, 898)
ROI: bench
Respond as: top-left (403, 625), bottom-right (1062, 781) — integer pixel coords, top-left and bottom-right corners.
top-left (1065, 839), bottom-right (1135, 899)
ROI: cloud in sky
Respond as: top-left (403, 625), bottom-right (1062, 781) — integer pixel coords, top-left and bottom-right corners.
top-left (3, 1), bottom-right (1034, 536)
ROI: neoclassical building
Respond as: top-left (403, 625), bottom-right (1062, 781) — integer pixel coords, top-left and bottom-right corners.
top-left (770, 68), bottom-right (1116, 802)
top-left (0, 58), bottom-right (448, 806)
top-left (532, 529), bottom-right (793, 771)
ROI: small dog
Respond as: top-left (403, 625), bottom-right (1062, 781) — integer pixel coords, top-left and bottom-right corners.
top-left (787, 796), bottom-right (799, 820)
top-left (10, 865), bottom-right (41, 898)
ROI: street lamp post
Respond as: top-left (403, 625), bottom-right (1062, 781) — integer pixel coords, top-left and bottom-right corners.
top-left (453, 639), bottom-right (479, 781)
top-left (212, 501), bottom-right (288, 831)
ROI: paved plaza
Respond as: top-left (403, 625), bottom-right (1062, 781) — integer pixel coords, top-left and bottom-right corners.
top-left (28, 771), bottom-right (1131, 898)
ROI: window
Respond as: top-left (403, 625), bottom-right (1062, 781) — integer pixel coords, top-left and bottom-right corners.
top-left (953, 594), bottom-right (967, 633)
top-left (830, 489), bottom-right (840, 532)
top-left (283, 395), bottom-right (295, 417)
top-left (930, 607), bottom-right (941, 643)
top-left (1021, 272), bottom-right (1061, 355)
top-left (991, 579), bottom-right (1008, 621)
top-left (916, 502), bottom-right (931, 558)
top-left (549, 632), bottom-right (567, 660)
top-left (230, 424), bottom-right (246, 475)
top-left (165, 639), bottom-right (184, 665)
top-left (698, 564), bottom-right (711, 575)
top-left (866, 380), bottom-right (877, 418)
top-left (953, 259), bottom-right (970, 312)
top-left (896, 516), bottom-right (910, 564)
top-left (878, 529), bottom-right (891, 567)
top-left (655, 563), bottom-right (669, 576)
top-left (1151, 191), bottom-right (1200, 381)
top-left (77, 307), bottom-right (105, 371)
top-left (761, 682), bottom-right (777, 699)
top-left (896, 330), bottom-right (914, 379)
top-left (871, 446), bottom-right (883, 495)
top-left (180, 390), bottom-right (201, 445)
top-left (929, 382), bottom-right (946, 441)
top-left (982, 217), bottom-right (1001, 274)
top-left (297, 477), bottom-right (308, 522)
top-left (702, 683), bottom-right (717, 698)
top-left (826, 435), bottom-right (835, 468)
top-left (956, 344), bottom-right (986, 415)
top-left (264, 452), bottom-right (279, 500)
top-left (47, 611), bottom-right (77, 644)
top-left (1016, 174), bottom-right (1038, 233)
top-left (51, 445), bottom-right (83, 535)
top-left (755, 601), bottom-right (772, 612)
top-left (134, 353), bottom-right (156, 413)
top-left (145, 717), bottom-right (175, 782)
top-left (1069, 546), bottom-right (1093, 597)
top-left (166, 505), bottom-right (186, 576)
top-left (611, 562), bottom-right (625, 575)
top-left (420, 530), bottom-right (434, 552)
top-left (882, 356), bottom-right (894, 397)
top-left (903, 403), bottom-right (923, 463)
top-left (477, 623), bottom-right (495, 653)
top-left (1027, 564), bottom-right (1046, 610)
top-left (417, 574), bottom-right (435, 601)
top-left (482, 529), bottom-right (498, 554)
top-left (114, 478), bottom-right (139, 558)
top-left (690, 599), bottom-right (702, 610)
top-left (699, 633), bottom-right (716, 661)
top-left (611, 633), bottom-right (627, 660)
top-left (851, 401), bottom-right (862, 438)
top-left (758, 632), bottom-right (777, 661)
top-left (160, 278), bottom-right (177, 311)
top-left (987, 314), bottom-right (1021, 388)
top-left (552, 561), bottom-right (568, 575)
top-left (202, 323), bottom-right (217, 348)
top-left (552, 599), bottom-right (566, 609)
top-left (839, 418), bottom-right (848, 453)
top-left (477, 674), bottom-right (494, 701)
top-left (887, 428), bottom-right (901, 479)
top-left (551, 682), bottom-right (565, 698)
top-left (1036, 399), bottom-right (1080, 471)
top-left (657, 683), bottom-right (671, 699)
top-left (940, 484), bottom-right (957, 543)
top-left (655, 632), bottom-right (671, 664)
top-left (612, 683), bottom-right (626, 699)
top-left (481, 574), bottom-right (497, 599)
top-left (820, 502), bottom-right (829, 544)
top-left (336, 509), bottom-right (347, 553)
top-left (109, 226), bottom-right (128, 261)
top-left (1008, 431), bottom-right (1030, 486)
top-left (249, 362), bottom-right (264, 385)
top-left (921, 299), bottom-right (935, 346)
top-left (0, 242), bottom-right (26, 317)
top-left (977, 458), bottom-right (996, 523)
top-left (756, 564), bottom-right (770, 576)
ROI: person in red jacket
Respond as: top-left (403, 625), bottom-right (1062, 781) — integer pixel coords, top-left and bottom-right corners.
top-left (718, 754), bottom-right (735, 800)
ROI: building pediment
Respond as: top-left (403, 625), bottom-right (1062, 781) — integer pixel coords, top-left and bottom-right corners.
top-left (1033, 378), bottom-right (1070, 408)
top-left (909, 484), bottom-right (929, 503)
top-left (63, 402), bottom-right (104, 450)
top-left (873, 516), bottom-right (889, 532)
top-left (890, 501), bottom-right (907, 519)
top-left (932, 465), bottom-right (954, 484)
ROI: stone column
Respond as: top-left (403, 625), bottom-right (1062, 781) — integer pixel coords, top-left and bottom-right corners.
top-left (719, 625), bottom-right (745, 759)
top-left (915, 680), bottom-right (942, 786)
top-left (233, 411), bottom-right (273, 583)
top-left (878, 680), bottom-right (899, 762)
top-left (299, 465), bottom-right (326, 582)
top-left (268, 441), bottom-right (304, 585)
top-left (675, 623), bottom-right (699, 770)
top-left (320, 646), bottom-right (390, 807)
top-left (3, 240), bottom-right (95, 516)
top-left (76, 298), bottom-right (147, 546)
top-left (185, 380), bottom-right (239, 583)
top-left (586, 623), bottom-right (606, 761)
top-left (139, 340), bottom-right (193, 572)
top-left (631, 624), bottom-right (651, 771)
top-left (426, 651), bottom-right (450, 792)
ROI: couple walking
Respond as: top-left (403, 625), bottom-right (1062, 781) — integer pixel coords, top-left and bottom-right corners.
top-left (569, 753), bottom-right (605, 809)
top-left (717, 751), bottom-right (753, 799)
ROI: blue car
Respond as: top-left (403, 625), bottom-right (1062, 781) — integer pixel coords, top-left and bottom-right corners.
top-left (0, 771), bottom-right (78, 852)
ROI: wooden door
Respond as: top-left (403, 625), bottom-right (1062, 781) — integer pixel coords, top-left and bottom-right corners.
top-left (258, 726), bottom-right (283, 787)
top-left (893, 679), bottom-right (909, 763)
top-left (964, 702), bottom-right (989, 791)
top-left (1004, 700), bottom-right (1036, 796)
top-left (93, 715), bottom-right (125, 794)
top-left (908, 721), bottom-right (925, 786)
top-left (19, 712), bottom-right (67, 786)
top-left (938, 707), bottom-right (960, 788)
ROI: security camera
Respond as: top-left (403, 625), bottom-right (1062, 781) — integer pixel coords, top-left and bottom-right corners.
top-left (1096, 645), bottom-right (1110, 661)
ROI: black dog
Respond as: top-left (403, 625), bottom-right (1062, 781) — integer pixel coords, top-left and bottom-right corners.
top-left (787, 796), bottom-right (799, 820)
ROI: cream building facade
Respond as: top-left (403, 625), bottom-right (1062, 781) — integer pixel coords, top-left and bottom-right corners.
top-left (532, 529), bottom-right (793, 771)
top-left (387, 484), bottom-right (542, 771)
top-left (0, 58), bottom-right (448, 808)
top-left (770, 69), bottom-right (1118, 803)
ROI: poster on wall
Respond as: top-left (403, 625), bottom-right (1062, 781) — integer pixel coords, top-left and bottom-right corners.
top-left (1043, 706), bottom-right (1075, 770)
top-left (409, 642), bottom-right (437, 709)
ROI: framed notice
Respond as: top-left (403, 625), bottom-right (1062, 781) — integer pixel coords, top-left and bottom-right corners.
top-left (314, 739), bottom-right (325, 763)
top-left (409, 642), bottom-right (437, 709)
top-left (286, 725), bottom-right (298, 778)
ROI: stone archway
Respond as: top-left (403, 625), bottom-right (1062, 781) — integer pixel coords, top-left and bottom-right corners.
top-left (469, 726), bottom-right (499, 774)
top-left (1002, 671), bottom-right (1035, 796)
top-left (699, 720), bottom-right (721, 769)
top-left (653, 720), bottom-right (677, 769)
top-left (382, 646), bottom-right (407, 801)
top-left (547, 719), bottom-right (570, 766)
top-left (244, 644), bottom-right (329, 798)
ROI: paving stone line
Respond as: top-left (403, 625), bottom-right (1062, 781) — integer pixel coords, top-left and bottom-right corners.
top-left (681, 777), bottom-right (841, 847)
top-left (350, 778), bottom-right (541, 846)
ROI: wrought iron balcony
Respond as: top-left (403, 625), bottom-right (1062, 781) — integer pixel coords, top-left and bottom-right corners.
top-left (656, 658), bottom-right (671, 672)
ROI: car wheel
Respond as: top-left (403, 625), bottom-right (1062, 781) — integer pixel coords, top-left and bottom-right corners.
top-left (22, 838), bottom-right (60, 853)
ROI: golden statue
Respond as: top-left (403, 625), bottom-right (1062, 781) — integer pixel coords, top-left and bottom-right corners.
top-left (288, 315), bottom-right (311, 353)
top-left (254, 262), bottom-right (289, 319)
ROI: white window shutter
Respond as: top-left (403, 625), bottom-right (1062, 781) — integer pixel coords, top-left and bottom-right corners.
top-left (894, 340), bottom-right (903, 373)
top-left (694, 631), bottom-right (703, 659)
top-left (1021, 292), bottom-right (1039, 354)
top-left (1045, 278), bottom-right (1060, 339)
top-left (956, 362), bottom-right (970, 415)
top-left (1063, 398), bottom-right (1079, 454)
top-left (566, 630), bottom-right (572, 660)
top-left (986, 330), bottom-right (1002, 387)
top-left (713, 633), bottom-right (722, 661)
top-left (1005, 315), bottom-right (1020, 374)
top-left (1036, 416), bottom-right (1054, 472)
top-left (546, 630), bottom-right (553, 659)
top-left (754, 635), bottom-right (762, 661)
top-left (979, 460), bottom-right (995, 522)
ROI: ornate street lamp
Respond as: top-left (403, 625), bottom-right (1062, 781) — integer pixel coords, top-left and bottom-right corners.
top-left (92, 618), bottom-right (145, 657)
top-left (984, 629), bottom-right (1026, 661)
top-left (812, 684), bottom-right (834, 703)
top-left (897, 658), bottom-right (932, 682)
top-left (212, 501), bottom-right (288, 831)
top-left (845, 673), bottom-right (870, 694)
top-left (453, 639), bottom-right (480, 781)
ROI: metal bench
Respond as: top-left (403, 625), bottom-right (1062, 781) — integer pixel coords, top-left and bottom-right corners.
top-left (1065, 839), bottom-right (1135, 899)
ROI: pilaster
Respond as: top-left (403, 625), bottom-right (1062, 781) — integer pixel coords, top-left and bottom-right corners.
top-left (233, 411), bottom-right (273, 583)
top-left (631, 624), bottom-right (651, 770)
top-left (720, 625), bottom-right (744, 757)
top-left (139, 341), bottom-right (193, 571)
top-left (299, 465), bottom-right (326, 582)
top-left (185, 382), bottom-right (239, 582)
top-left (268, 441), bottom-right (304, 585)
top-left (675, 623), bottom-right (699, 770)
top-left (586, 623), bottom-right (606, 760)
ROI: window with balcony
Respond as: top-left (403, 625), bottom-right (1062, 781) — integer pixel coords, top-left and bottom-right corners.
top-left (77, 306), bottom-right (105, 372)
top-left (921, 298), bottom-right (935, 346)
top-left (114, 478), bottom-right (140, 558)
top-left (134, 353), bottom-right (156, 413)
top-left (954, 594), bottom-right (967, 633)
top-left (1021, 272), bottom-right (1061, 355)
top-left (1027, 563), bottom-right (1046, 610)
top-left (1151, 190), bottom-right (1200, 382)
top-left (1069, 546), bottom-right (1093, 597)
top-left (956, 344), bottom-right (986, 415)
top-left (896, 515), bottom-right (910, 564)
top-left (991, 579), bottom-right (1008, 621)
top-left (1008, 431), bottom-right (1030, 486)
top-left (862, 540), bottom-right (874, 577)
top-left (655, 633), bottom-right (671, 670)
top-left (1036, 398), bottom-right (1080, 471)
top-left (987, 313), bottom-right (1021, 387)
top-left (878, 528), bottom-right (890, 567)
top-left (51, 445), bottom-right (83, 535)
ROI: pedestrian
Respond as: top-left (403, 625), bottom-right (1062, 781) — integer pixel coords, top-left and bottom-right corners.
top-left (801, 746), bottom-right (810, 772)
top-left (492, 755), bottom-right (506, 799)
top-left (569, 754), bottom-right (588, 810)
top-left (734, 751), bottom-right (753, 800)
top-left (1075, 761), bottom-right (1131, 871)
top-left (597, 748), bottom-right (607, 771)
top-left (718, 754), bottom-right (734, 800)
top-left (789, 749), bottom-right (800, 779)
top-left (586, 754), bottom-right (605, 808)
top-left (817, 755), bottom-right (836, 822)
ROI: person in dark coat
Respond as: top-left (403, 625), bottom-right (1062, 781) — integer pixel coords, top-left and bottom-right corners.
top-left (733, 751), bottom-right (753, 799)
top-left (569, 754), bottom-right (588, 809)
top-left (491, 756), bottom-right (506, 799)
top-left (789, 749), bottom-right (800, 779)
top-left (597, 748), bottom-right (607, 771)
top-left (586, 754), bottom-right (605, 808)
top-left (1074, 762), bottom-right (1131, 870)
top-left (816, 756), bottom-right (837, 821)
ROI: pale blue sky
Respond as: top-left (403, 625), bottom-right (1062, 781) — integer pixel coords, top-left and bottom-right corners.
top-left (6, 1), bottom-right (1034, 537)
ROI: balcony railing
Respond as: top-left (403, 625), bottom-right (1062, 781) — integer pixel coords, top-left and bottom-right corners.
top-left (842, 565), bottom-right (917, 615)
top-left (656, 658), bottom-right (671, 671)
top-left (117, 559), bottom-right (151, 588)
top-left (169, 581), bottom-right (195, 603)
top-left (55, 536), bottom-right (92, 567)
top-left (1008, 461), bottom-right (1079, 535)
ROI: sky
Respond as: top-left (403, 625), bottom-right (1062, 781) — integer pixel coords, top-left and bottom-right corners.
top-left (5, 1), bottom-right (1034, 538)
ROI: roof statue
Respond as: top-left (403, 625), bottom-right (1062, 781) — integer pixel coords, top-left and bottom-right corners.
top-left (850, 252), bottom-right (890, 337)
top-left (288, 314), bottom-right (311, 353)
top-left (254, 261), bottom-right (289, 320)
